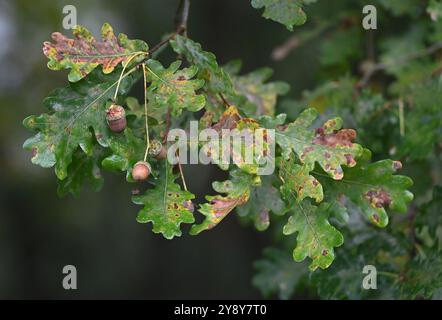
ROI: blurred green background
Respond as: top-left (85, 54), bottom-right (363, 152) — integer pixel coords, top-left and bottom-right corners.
top-left (0, 0), bottom-right (324, 299)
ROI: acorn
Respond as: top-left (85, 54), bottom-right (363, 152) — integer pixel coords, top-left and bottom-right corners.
top-left (148, 139), bottom-right (167, 160)
top-left (132, 161), bottom-right (151, 181)
top-left (106, 104), bottom-right (126, 133)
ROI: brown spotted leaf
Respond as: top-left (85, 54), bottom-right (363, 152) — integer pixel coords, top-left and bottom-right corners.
top-left (43, 23), bottom-right (148, 82)
top-left (276, 108), bottom-right (363, 180)
top-left (223, 60), bottom-right (290, 116)
top-left (316, 149), bottom-right (414, 227)
top-left (237, 176), bottom-right (286, 231)
top-left (278, 156), bottom-right (323, 203)
top-left (146, 59), bottom-right (206, 116)
top-left (282, 201), bottom-right (344, 271)
top-left (201, 106), bottom-right (275, 175)
top-left (210, 105), bottom-right (242, 132)
top-left (132, 163), bottom-right (195, 239)
top-left (190, 170), bottom-right (258, 235)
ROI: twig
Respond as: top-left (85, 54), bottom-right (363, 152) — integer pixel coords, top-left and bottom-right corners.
top-left (142, 0), bottom-right (191, 60)
top-left (149, 33), bottom-right (177, 56)
top-left (175, 0), bottom-right (191, 35)
top-left (142, 63), bottom-right (150, 162)
top-left (218, 93), bottom-right (231, 107)
top-left (398, 99), bottom-right (405, 137)
top-left (357, 41), bottom-right (442, 88)
top-left (271, 21), bottom-right (332, 61)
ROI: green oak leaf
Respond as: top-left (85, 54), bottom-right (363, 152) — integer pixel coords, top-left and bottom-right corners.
top-left (146, 59), bottom-right (206, 116)
top-left (132, 163), bottom-right (195, 240)
top-left (251, 0), bottom-right (311, 31)
top-left (276, 108), bottom-right (363, 180)
top-left (278, 156), bottom-right (323, 203)
top-left (258, 113), bottom-right (287, 129)
top-left (101, 128), bottom-right (145, 180)
top-left (43, 23), bottom-right (148, 82)
top-left (317, 149), bottom-right (414, 227)
top-left (170, 35), bottom-right (234, 94)
top-left (23, 68), bottom-right (139, 180)
top-left (190, 170), bottom-right (258, 235)
top-left (224, 60), bottom-right (290, 116)
top-left (125, 96), bottom-right (162, 124)
top-left (253, 247), bottom-right (308, 299)
top-left (237, 176), bottom-right (286, 231)
top-left (282, 201), bottom-right (344, 271)
top-left (57, 143), bottom-right (109, 197)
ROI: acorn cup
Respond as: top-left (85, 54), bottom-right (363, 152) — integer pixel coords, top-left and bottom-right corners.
top-left (106, 104), bottom-right (127, 133)
top-left (148, 139), bottom-right (167, 160)
top-left (132, 161), bottom-right (151, 181)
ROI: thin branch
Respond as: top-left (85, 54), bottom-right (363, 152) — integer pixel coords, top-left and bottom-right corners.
top-left (357, 41), bottom-right (442, 88)
top-left (218, 93), bottom-right (244, 119)
top-left (142, 63), bottom-right (150, 162)
top-left (398, 99), bottom-right (405, 137)
top-left (143, 0), bottom-right (191, 59)
top-left (149, 33), bottom-right (177, 56)
top-left (271, 21), bottom-right (332, 61)
top-left (218, 93), bottom-right (231, 107)
top-left (175, 0), bottom-right (191, 35)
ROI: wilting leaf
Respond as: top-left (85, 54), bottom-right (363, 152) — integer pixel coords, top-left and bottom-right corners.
top-left (278, 156), bottom-right (323, 203)
top-left (224, 60), bottom-right (290, 116)
top-left (132, 163), bottom-right (195, 239)
top-left (23, 68), bottom-right (139, 180)
top-left (237, 176), bottom-right (286, 231)
top-left (170, 35), bottom-right (234, 94)
top-left (276, 108), bottom-right (363, 180)
top-left (43, 23), bottom-right (148, 82)
top-left (251, 0), bottom-right (311, 31)
top-left (317, 149), bottom-right (414, 227)
top-left (209, 105), bottom-right (242, 133)
top-left (190, 170), bottom-right (257, 235)
top-left (146, 59), bottom-right (206, 116)
top-left (282, 201), bottom-right (344, 271)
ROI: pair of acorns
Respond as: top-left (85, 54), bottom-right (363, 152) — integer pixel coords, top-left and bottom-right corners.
top-left (132, 140), bottom-right (167, 182)
top-left (105, 104), bottom-right (166, 182)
